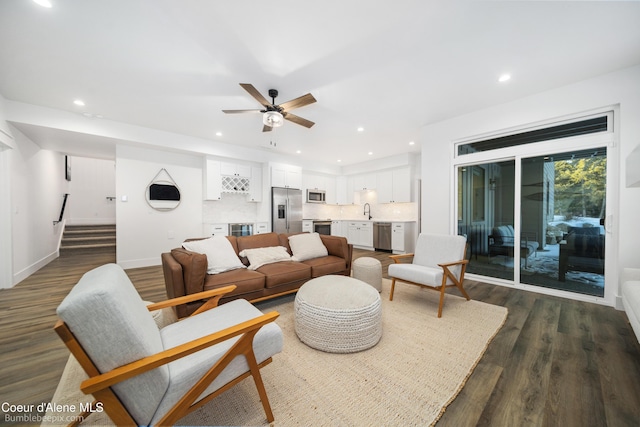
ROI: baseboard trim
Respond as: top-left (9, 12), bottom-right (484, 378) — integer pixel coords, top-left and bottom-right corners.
top-left (117, 257), bottom-right (160, 270)
top-left (13, 250), bottom-right (59, 286)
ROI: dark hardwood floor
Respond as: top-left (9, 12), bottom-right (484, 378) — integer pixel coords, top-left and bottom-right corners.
top-left (1, 248), bottom-right (639, 426)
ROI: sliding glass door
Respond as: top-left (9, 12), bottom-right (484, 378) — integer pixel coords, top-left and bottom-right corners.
top-left (457, 148), bottom-right (607, 298)
top-left (458, 160), bottom-right (516, 282)
top-left (520, 149), bottom-right (606, 297)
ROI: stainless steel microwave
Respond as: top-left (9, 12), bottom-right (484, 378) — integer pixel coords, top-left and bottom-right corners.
top-left (306, 189), bottom-right (326, 203)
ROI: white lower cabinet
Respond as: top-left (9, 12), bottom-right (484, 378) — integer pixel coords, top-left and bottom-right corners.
top-left (254, 222), bottom-right (269, 234)
top-left (302, 220), bottom-right (313, 233)
top-left (392, 222), bottom-right (416, 253)
top-left (347, 221), bottom-right (373, 248)
top-left (207, 223), bottom-right (228, 236)
top-left (331, 220), bottom-right (345, 237)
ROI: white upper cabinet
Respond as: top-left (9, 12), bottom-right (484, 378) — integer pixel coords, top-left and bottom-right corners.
top-left (392, 168), bottom-right (411, 203)
top-left (324, 175), bottom-right (337, 204)
top-left (353, 173), bottom-right (377, 191)
top-left (220, 162), bottom-right (251, 178)
top-left (204, 158), bottom-right (262, 201)
top-left (271, 164), bottom-right (302, 189)
top-left (376, 170), bottom-right (394, 203)
top-left (302, 173), bottom-right (323, 191)
top-left (377, 167), bottom-right (412, 203)
top-left (247, 166), bottom-right (262, 202)
top-left (203, 159), bottom-right (222, 200)
top-left (335, 176), bottom-right (350, 205)
top-left (302, 172), bottom-right (337, 204)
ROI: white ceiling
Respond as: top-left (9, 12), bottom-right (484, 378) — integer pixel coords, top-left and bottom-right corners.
top-left (1, 0), bottom-right (639, 166)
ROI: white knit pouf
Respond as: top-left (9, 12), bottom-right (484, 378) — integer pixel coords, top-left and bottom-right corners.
top-left (294, 275), bottom-right (382, 353)
top-left (352, 257), bottom-right (383, 292)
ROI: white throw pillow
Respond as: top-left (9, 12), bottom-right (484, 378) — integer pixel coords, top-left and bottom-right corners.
top-left (288, 232), bottom-right (328, 261)
top-left (182, 236), bottom-right (245, 275)
top-left (239, 246), bottom-right (292, 270)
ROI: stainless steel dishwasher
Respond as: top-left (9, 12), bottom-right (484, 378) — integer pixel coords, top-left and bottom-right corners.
top-left (373, 222), bottom-right (392, 251)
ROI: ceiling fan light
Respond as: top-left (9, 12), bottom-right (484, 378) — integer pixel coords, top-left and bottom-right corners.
top-left (263, 111), bottom-right (284, 128)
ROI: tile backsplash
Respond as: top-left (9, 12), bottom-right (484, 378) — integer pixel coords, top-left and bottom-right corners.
top-left (203, 193), bottom-right (257, 223)
top-left (303, 190), bottom-right (417, 222)
top-left (331, 201), bottom-right (417, 221)
top-left (204, 191), bottom-right (418, 225)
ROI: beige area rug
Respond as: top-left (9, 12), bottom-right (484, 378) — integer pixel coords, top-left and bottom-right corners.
top-left (44, 279), bottom-right (507, 426)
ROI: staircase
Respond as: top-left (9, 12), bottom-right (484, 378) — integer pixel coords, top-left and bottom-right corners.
top-left (60, 225), bottom-right (116, 254)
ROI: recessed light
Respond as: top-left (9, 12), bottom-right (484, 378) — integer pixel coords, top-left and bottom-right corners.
top-left (337, 159), bottom-right (342, 163)
top-left (215, 132), bottom-right (222, 137)
top-left (33, 0), bottom-right (52, 8)
top-left (498, 74), bottom-right (511, 83)
top-left (409, 141), bottom-right (415, 146)
top-left (296, 150), bottom-right (301, 154)
top-left (368, 152), bottom-right (373, 155)
top-left (357, 127), bottom-right (364, 132)
top-left (73, 99), bottom-right (85, 106)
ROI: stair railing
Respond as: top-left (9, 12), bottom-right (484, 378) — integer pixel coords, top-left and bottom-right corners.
top-left (54, 193), bottom-right (69, 225)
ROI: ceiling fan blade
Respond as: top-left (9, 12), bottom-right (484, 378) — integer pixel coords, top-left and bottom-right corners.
top-left (222, 109), bottom-right (262, 114)
top-left (279, 93), bottom-right (317, 111)
top-left (239, 83), bottom-right (271, 108)
top-left (284, 113), bottom-right (315, 128)
top-left (262, 124), bottom-right (273, 132)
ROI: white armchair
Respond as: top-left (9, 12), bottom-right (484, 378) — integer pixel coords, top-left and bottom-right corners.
top-left (622, 268), bottom-right (640, 343)
top-left (388, 233), bottom-right (470, 317)
top-left (55, 263), bottom-right (283, 426)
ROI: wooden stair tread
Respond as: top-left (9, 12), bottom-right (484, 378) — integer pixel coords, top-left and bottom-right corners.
top-left (60, 243), bottom-right (116, 249)
top-left (62, 236), bottom-right (115, 242)
top-left (64, 228), bottom-right (116, 234)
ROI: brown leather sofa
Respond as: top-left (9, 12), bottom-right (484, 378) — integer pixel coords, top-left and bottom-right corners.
top-left (162, 232), bottom-right (353, 317)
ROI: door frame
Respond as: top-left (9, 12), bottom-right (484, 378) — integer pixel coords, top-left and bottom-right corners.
top-left (451, 108), bottom-right (619, 306)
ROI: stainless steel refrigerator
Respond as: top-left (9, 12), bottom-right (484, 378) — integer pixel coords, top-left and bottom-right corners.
top-left (272, 187), bottom-right (302, 234)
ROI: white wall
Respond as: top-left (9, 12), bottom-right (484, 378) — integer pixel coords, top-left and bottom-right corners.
top-left (67, 156), bottom-right (116, 225)
top-left (8, 125), bottom-right (69, 285)
top-left (627, 144), bottom-right (640, 187)
top-left (115, 145), bottom-right (203, 269)
top-left (420, 64), bottom-right (640, 305)
top-left (0, 96), bottom-right (13, 289)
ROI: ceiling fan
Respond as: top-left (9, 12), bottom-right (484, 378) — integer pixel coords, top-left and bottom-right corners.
top-left (222, 83), bottom-right (316, 132)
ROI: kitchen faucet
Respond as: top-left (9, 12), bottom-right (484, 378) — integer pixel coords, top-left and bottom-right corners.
top-left (363, 203), bottom-right (372, 220)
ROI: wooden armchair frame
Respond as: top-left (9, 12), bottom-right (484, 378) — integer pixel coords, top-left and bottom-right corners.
top-left (54, 285), bottom-right (280, 427)
top-left (388, 247), bottom-right (470, 318)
